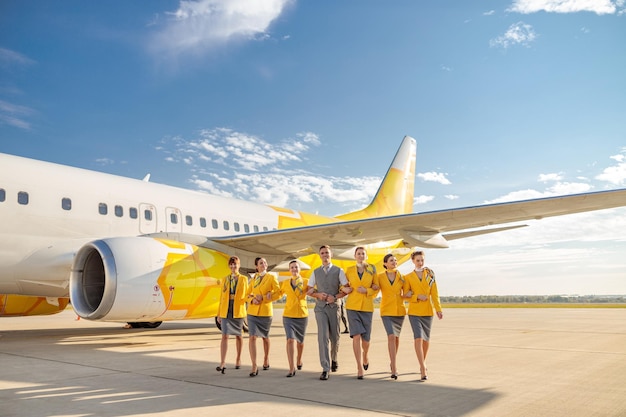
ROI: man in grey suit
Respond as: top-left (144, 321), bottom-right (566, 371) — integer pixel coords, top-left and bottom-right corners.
top-left (307, 245), bottom-right (351, 380)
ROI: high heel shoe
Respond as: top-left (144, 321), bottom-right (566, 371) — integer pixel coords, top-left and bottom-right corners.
top-left (249, 369), bottom-right (259, 377)
top-left (297, 363), bottom-right (302, 370)
top-left (216, 366), bottom-right (225, 374)
top-left (286, 370), bottom-right (296, 377)
top-left (421, 374), bottom-right (428, 381)
top-left (357, 375), bottom-right (364, 380)
top-left (262, 364), bottom-right (270, 370)
top-left (363, 363), bottom-right (369, 371)
top-left (391, 374), bottom-right (398, 380)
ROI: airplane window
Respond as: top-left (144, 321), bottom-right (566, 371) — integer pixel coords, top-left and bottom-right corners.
top-left (186, 215), bottom-right (192, 226)
top-left (234, 222), bottom-right (240, 232)
top-left (212, 219), bottom-right (218, 229)
top-left (62, 198), bottom-right (72, 211)
top-left (200, 217), bottom-right (207, 228)
top-left (170, 213), bottom-right (178, 224)
top-left (0, 188), bottom-right (5, 202)
top-left (129, 207), bottom-right (138, 219)
top-left (254, 225), bottom-right (259, 232)
top-left (144, 209), bottom-right (152, 221)
top-left (18, 191), bottom-right (29, 205)
top-left (223, 221), bottom-right (230, 231)
top-left (99, 203), bottom-right (107, 215)
top-left (263, 227), bottom-right (268, 231)
top-left (244, 224), bottom-right (250, 233)
top-left (115, 205), bottom-right (123, 217)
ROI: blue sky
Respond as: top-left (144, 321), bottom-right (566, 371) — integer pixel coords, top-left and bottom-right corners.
top-left (1, 0), bottom-right (625, 296)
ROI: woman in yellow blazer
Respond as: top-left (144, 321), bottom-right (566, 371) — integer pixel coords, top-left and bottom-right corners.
top-left (247, 257), bottom-right (281, 376)
top-left (216, 256), bottom-right (249, 374)
top-left (279, 260), bottom-right (309, 377)
top-left (344, 246), bottom-right (378, 379)
top-left (375, 253), bottom-right (408, 380)
top-left (403, 250), bottom-right (443, 381)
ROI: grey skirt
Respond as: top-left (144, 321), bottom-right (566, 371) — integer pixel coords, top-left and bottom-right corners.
top-left (408, 315), bottom-right (433, 341)
top-left (221, 300), bottom-right (244, 336)
top-left (248, 314), bottom-right (272, 338)
top-left (283, 316), bottom-right (308, 344)
top-left (347, 310), bottom-right (373, 342)
top-left (381, 315), bottom-right (405, 337)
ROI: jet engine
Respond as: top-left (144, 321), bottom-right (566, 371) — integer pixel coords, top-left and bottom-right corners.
top-left (70, 237), bottom-right (227, 323)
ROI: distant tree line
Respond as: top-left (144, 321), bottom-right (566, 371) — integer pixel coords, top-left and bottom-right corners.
top-left (440, 295), bottom-right (626, 304)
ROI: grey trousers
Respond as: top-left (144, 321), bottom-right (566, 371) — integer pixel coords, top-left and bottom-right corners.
top-left (314, 303), bottom-right (341, 372)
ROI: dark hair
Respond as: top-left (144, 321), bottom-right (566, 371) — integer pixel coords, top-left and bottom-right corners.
top-left (289, 259), bottom-right (299, 267)
top-left (411, 250), bottom-right (425, 260)
top-left (354, 246), bottom-right (366, 255)
top-left (228, 256), bottom-right (240, 266)
top-left (319, 245), bottom-right (331, 252)
top-left (254, 257), bottom-right (267, 271)
top-left (383, 253), bottom-right (395, 269)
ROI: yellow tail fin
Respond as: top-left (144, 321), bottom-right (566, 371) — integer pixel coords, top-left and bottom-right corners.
top-left (337, 135), bottom-right (416, 221)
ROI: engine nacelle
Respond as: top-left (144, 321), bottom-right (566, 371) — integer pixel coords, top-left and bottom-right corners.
top-left (70, 237), bottom-right (227, 322)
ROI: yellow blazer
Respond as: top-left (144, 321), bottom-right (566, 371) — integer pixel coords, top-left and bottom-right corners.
top-left (247, 272), bottom-right (280, 317)
top-left (344, 264), bottom-right (377, 312)
top-left (403, 268), bottom-right (442, 316)
top-left (374, 270), bottom-right (407, 317)
top-left (218, 273), bottom-right (249, 319)
top-left (280, 276), bottom-right (309, 318)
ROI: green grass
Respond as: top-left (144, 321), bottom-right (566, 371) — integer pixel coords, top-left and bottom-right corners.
top-left (441, 303), bottom-right (626, 308)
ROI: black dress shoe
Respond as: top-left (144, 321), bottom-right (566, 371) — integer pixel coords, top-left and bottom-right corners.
top-left (331, 361), bottom-right (338, 372)
top-left (319, 371), bottom-right (329, 380)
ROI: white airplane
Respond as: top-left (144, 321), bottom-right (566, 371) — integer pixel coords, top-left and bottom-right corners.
top-left (1, 136), bottom-right (625, 327)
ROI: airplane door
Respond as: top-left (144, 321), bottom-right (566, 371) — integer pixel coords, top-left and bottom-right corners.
top-left (139, 203), bottom-right (157, 235)
top-left (165, 207), bottom-right (182, 233)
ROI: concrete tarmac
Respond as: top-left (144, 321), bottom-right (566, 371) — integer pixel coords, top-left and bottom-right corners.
top-left (1, 308), bottom-right (625, 417)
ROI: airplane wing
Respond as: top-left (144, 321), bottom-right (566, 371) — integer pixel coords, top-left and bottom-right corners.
top-left (210, 188), bottom-right (626, 256)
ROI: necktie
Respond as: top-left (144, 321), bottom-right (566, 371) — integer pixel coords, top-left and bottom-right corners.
top-left (323, 265), bottom-right (329, 274)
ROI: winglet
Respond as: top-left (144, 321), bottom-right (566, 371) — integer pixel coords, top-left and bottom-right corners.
top-left (337, 135), bottom-right (416, 220)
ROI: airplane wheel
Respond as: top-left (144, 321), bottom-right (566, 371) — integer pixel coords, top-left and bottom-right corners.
top-left (125, 321), bottom-right (163, 329)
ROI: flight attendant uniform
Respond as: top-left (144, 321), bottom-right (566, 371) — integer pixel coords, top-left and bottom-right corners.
top-left (218, 272), bottom-right (249, 335)
top-left (344, 264), bottom-right (377, 341)
top-left (375, 269), bottom-right (407, 336)
top-left (280, 276), bottom-right (309, 344)
top-left (403, 267), bottom-right (442, 341)
top-left (247, 272), bottom-right (281, 338)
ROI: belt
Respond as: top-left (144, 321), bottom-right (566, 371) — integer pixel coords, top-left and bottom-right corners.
top-left (229, 295), bottom-right (236, 300)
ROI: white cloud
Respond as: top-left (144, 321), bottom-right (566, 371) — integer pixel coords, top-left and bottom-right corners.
top-left (538, 173), bottom-right (563, 182)
top-left (484, 181), bottom-right (592, 204)
top-left (148, 0), bottom-right (292, 59)
top-left (490, 22), bottom-right (537, 49)
top-left (414, 195), bottom-right (435, 205)
top-left (0, 48), bottom-right (36, 67)
top-left (483, 10), bottom-right (496, 15)
top-left (596, 162), bottom-right (626, 185)
top-left (508, 0), bottom-right (621, 15)
top-left (163, 128), bottom-right (384, 210)
top-left (444, 195), bottom-right (460, 200)
top-left (0, 99), bottom-right (34, 130)
top-left (167, 128), bottom-right (318, 171)
top-left (417, 171), bottom-right (451, 185)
